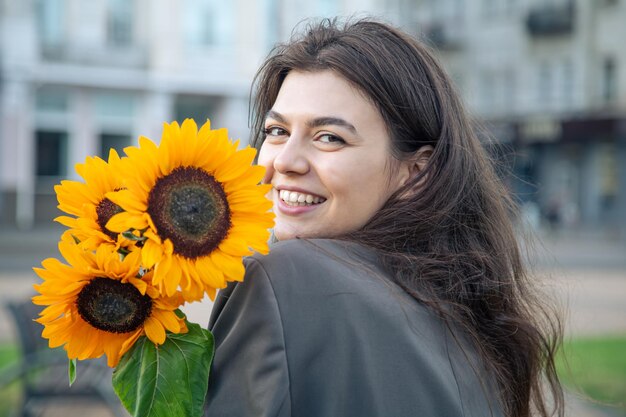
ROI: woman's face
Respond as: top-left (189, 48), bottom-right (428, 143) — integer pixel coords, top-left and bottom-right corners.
top-left (258, 70), bottom-right (412, 241)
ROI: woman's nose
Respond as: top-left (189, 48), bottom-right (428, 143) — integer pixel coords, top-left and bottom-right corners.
top-left (273, 137), bottom-right (310, 175)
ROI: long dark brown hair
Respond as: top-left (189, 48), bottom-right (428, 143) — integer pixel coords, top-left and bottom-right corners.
top-left (250, 18), bottom-right (564, 417)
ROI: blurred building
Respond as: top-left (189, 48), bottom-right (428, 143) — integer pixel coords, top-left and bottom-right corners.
top-left (404, 0), bottom-right (626, 234)
top-left (0, 0), bottom-right (388, 229)
top-left (2, 0), bottom-right (625, 235)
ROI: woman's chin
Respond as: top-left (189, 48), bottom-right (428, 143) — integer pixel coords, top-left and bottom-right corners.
top-left (272, 227), bottom-right (298, 241)
top-left (272, 223), bottom-right (319, 241)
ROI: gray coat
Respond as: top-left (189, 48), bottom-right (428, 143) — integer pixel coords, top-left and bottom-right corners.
top-left (204, 239), bottom-right (504, 417)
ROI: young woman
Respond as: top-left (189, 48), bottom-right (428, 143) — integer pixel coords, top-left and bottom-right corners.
top-left (204, 19), bottom-right (563, 417)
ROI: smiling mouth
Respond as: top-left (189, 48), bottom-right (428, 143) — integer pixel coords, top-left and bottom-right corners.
top-left (279, 190), bottom-right (326, 207)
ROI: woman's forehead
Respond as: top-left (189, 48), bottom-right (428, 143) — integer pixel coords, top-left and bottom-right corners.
top-left (269, 70), bottom-right (382, 128)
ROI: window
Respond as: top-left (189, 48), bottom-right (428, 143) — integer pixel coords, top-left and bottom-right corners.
top-left (603, 57), bottom-right (617, 103)
top-left (479, 69), bottom-right (516, 115)
top-left (36, 88), bottom-right (69, 113)
top-left (93, 93), bottom-right (135, 145)
top-left (538, 62), bottom-right (553, 108)
top-left (174, 95), bottom-right (218, 126)
top-left (36, 0), bottom-right (65, 48)
top-left (94, 92), bottom-right (135, 119)
top-left (503, 69), bottom-right (516, 112)
top-left (36, 131), bottom-right (68, 177)
top-left (107, 0), bottom-right (134, 47)
top-left (100, 133), bottom-right (130, 159)
top-left (184, 0), bottom-right (234, 48)
top-left (561, 59), bottom-right (574, 108)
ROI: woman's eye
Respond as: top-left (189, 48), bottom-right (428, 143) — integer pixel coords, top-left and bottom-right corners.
top-left (264, 127), bottom-right (287, 137)
top-left (317, 134), bottom-right (345, 144)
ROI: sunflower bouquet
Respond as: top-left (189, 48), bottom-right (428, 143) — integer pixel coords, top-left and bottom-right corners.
top-left (32, 119), bottom-right (274, 417)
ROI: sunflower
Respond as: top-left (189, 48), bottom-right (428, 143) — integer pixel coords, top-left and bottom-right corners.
top-left (54, 149), bottom-right (131, 251)
top-left (33, 241), bottom-right (187, 367)
top-left (105, 119), bottom-right (273, 301)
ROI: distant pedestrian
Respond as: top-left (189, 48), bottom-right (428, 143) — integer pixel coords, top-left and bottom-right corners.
top-left (545, 197), bottom-right (562, 230)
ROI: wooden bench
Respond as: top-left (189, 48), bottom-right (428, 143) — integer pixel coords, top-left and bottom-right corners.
top-left (0, 299), bottom-right (128, 417)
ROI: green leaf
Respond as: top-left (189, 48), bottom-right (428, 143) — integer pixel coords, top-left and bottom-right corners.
top-left (112, 322), bottom-right (215, 417)
top-left (68, 358), bottom-right (77, 386)
top-left (122, 230), bottom-right (147, 242)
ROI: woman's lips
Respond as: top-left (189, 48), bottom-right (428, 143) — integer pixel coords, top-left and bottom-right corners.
top-left (275, 188), bottom-right (326, 215)
top-left (278, 189), bottom-right (326, 206)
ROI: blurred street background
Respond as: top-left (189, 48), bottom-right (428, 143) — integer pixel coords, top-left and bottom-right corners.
top-left (1, 0), bottom-right (625, 416)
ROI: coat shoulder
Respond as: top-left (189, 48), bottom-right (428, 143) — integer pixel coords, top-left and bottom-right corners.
top-left (247, 238), bottom-right (386, 294)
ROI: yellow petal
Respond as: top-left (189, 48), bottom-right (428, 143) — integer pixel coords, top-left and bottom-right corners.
top-left (195, 256), bottom-right (226, 289)
top-left (38, 303), bottom-right (71, 321)
top-left (152, 309), bottom-right (181, 333)
top-left (214, 147), bottom-right (257, 183)
top-left (106, 189), bottom-right (147, 212)
top-left (211, 252), bottom-right (245, 282)
top-left (55, 215), bottom-right (78, 228)
top-left (197, 119), bottom-right (212, 141)
top-left (163, 256), bottom-right (182, 297)
top-left (102, 334), bottom-right (126, 367)
top-left (218, 237), bottom-right (253, 257)
top-left (128, 277), bottom-right (148, 295)
top-left (195, 131), bottom-right (236, 171)
top-left (205, 287), bottom-right (217, 301)
top-left (58, 241), bottom-right (95, 272)
top-left (143, 317), bottom-right (166, 344)
top-left (223, 166), bottom-right (266, 193)
top-left (153, 254), bottom-right (175, 293)
top-left (230, 212), bottom-right (275, 229)
top-left (119, 330), bottom-right (143, 355)
top-left (142, 238), bottom-right (164, 269)
top-left (106, 212), bottom-right (148, 233)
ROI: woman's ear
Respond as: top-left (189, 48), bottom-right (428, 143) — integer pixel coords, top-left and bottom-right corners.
top-left (413, 144), bottom-right (434, 176)
top-left (399, 145), bottom-right (434, 188)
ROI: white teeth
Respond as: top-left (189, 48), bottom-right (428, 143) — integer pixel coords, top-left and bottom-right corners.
top-left (278, 189), bottom-right (326, 206)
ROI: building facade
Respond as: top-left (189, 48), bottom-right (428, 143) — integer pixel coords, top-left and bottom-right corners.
top-left (0, 0), bottom-right (385, 228)
top-left (404, 0), bottom-right (626, 234)
top-left (3, 0), bottom-right (624, 235)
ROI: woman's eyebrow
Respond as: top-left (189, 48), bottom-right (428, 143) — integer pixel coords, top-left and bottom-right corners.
top-left (266, 110), bottom-right (287, 123)
top-left (307, 117), bottom-right (357, 134)
top-left (266, 110), bottom-right (357, 134)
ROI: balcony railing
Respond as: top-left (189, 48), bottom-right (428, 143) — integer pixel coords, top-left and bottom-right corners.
top-left (526, 1), bottom-right (575, 36)
top-left (41, 43), bottom-right (148, 68)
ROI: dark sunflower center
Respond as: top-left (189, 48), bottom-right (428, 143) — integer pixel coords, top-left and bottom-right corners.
top-left (96, 198), bottom-right (124, 240)
top-left (147, 166), bottom-right (231, 259)
top-left (77, 278), bottom-right (152, 334)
